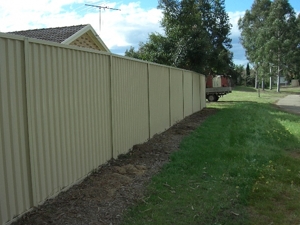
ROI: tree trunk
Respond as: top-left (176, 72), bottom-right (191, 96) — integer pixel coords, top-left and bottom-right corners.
top-left (255, 74), bottom-right (258, 89)
top-left (277, 48), bottom-right (280, 92)
top-left (262, 78), bottom-right (264, 90)
top-left (269, 66), bottom-right (272, 90)
top-left (277, 66), bottom-right (280, 92)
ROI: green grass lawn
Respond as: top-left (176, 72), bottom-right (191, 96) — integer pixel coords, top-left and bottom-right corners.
top-left (217, 85), bottom-right (300, 104)
top-left (122, 86), bottom-right (300, 225)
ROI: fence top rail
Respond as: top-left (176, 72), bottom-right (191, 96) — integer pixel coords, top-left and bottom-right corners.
top-left (0, 32), bottom-right (205, 77)
top-left (111, 52), bottom-right (205, 76)
top-left (108, 53), bottom-right (205, 77)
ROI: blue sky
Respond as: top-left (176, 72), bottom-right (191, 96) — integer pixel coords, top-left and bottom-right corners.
top-left (1, 0), bottom-right (299, 66)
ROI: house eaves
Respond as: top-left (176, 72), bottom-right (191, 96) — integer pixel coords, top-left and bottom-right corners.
top-left (62, 24), bottom-right (110, 52)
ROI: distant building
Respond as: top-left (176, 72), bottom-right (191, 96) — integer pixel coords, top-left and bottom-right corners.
top-left (273, 76), bottom-right (288, 85)
top-left (8, 24), bottom-right (110, 52)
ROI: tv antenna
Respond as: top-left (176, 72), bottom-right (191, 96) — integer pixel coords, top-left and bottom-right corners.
top-left (85, 4), bottom-right (121, 32)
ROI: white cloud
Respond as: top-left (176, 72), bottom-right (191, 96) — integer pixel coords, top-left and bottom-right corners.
top-left (228, 11), bottom-right (247, 65)
top-left (0, 0), bottom-right (85, 31)
top-left (228, 11), bottom-right (244, 37)
top-left (0, 1), bottom-right (163, 52)
top-left (0, 1), bottom-right (248, 65)
top-left (97, 2), bottom-right (163, 48)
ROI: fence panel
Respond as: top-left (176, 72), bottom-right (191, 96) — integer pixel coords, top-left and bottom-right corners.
top-left (111, 56), bottom-right (149, 157)
top-left (193, 73), bottom-right (201, 112)
top-left (26, 42), bottom-right (112, 205)
top-left (170, 69), bottom-right (184, 125)
top-left (183, 71), bottom-right (193, 117)
top-left (200, 75), bottom-right (206, 109)
top-left (148, 64), bottom-right (170, 137)
top-left (0, 36), bottom-right (32, 224)
top-left (0, 33), bottom-right (206, 225)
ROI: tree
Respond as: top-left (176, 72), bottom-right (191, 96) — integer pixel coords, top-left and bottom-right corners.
top-left (284, 13), bottom-right (300, 80)
top-left (125, 46), bottom-right (141, 60)
top-left (125, 0), bottom-right (233, 75)
top-left (230, 64), bottom-right (244, 85)
top-left (125, 33), bottom-right (174, 65)
top-left (238, 0), bottom-right (299, 92)
top-left (264, 0), bottom-right (298, 92)
top-left (238, 0), bottom-right (272, 89)
top-left (246, 63), bottom-right (250, 85)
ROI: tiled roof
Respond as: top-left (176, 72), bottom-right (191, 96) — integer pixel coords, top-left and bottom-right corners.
top-left (8, 24), bottom-right (88, 43)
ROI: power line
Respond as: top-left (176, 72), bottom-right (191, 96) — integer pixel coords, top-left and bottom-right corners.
top-left (85, 4), bottom-right (120, 32)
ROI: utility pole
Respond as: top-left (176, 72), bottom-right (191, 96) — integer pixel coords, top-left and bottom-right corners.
top-left (85, 4), bottom-right (120, 32)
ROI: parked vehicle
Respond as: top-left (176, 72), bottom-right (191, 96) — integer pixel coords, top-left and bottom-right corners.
top-left (206, 75), bottom-right (232, 102)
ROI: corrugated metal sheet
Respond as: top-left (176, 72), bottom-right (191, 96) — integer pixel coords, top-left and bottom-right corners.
top-left (0, 36), bottom-right (32, 224)
top-left (170, 69), bottom-right (184, 125)
top-left (111, 56), bottom-right (149, 157)
top-left (192, 73), bottom-right (201, 112)
top-left (26, 42), bottom-right (112, 205)
top-left (149, 64), bottom-right (170, 137)
top-left (200, 75), bottom-right (206, 109)
top-left (183, 71), bottom-right (193, 117)
top-left (0, 32), bottom-right (206, 225)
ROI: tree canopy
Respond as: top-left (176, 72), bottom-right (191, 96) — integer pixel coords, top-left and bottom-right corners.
top-left (125, 0), bottom-right (233, 75)
top-left (238, 0), bottom-right (300, 90)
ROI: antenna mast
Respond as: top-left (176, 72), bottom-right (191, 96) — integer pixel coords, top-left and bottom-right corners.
top-left (85, 4), bottom-right (121, 32)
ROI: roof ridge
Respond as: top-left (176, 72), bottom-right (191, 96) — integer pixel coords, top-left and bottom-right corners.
top-left (7, 24), bottom-right (90, 43)
top-left (8, 24), bottom-right (89, 33)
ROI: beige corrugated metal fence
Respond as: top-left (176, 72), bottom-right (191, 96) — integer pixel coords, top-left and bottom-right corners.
top-left (193, 72), bottom-right (201, 112)
top-left (0, 32), bottom-right (206, 225)
top-left (149, 64), bottom-right (170, 137)
top-left (0, 35), bottom-right (33, 225)
top-left (111, 57), bottom-right (149, 157)
top-left (170, 68), bottom-right (184, 125)
top-left (183, 71), bottom-right (193, 117)
top-left (200, 75), bottom-right (207, 110)
top-left (26, 42), bottom-right (113, 205)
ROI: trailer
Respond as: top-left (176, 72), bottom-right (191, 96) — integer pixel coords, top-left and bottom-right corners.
top-left (206, 86), bottom-right (232, 102)
top-left (206, 75), bottom-right (232, 102)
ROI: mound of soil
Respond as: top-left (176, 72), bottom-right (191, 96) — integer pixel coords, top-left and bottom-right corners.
top-left (13, 108), bottom-right (217, 225)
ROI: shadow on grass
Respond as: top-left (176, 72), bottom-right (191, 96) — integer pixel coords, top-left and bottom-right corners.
top-left (280, 91), bottom-right (300, 94)
top-left (232, 86), bottom-right (257, 92)
top-left (204, 101), bottom-right (300, 155)
top-left (191, 102), bottom-right (299, 223)
top-left (122, 101), bottom-right (300, 225)
top-left (273, 104), bottom-right (300, 116)
top-left (208, 100), bottom-right (256, 103)
top-left (279, 86), bottom-right (300, 94)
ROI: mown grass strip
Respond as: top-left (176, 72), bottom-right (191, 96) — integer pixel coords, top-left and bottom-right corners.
top-left (122, 87), bottom-right (300, 225)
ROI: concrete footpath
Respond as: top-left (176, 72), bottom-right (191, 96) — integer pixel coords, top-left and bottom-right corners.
top-left (276, 95), bottom-right (300, 115)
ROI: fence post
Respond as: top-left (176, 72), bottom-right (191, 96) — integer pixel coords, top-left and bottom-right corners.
top-left (182, 70), bottom-right (185, 117)
top-left (109, 54), bottom-right (114, 159)
top-left (147, 63), bottom-right (151, 139)
top-left (23, 37), bottom-right (34, 208)
top-left (199, 74), bottom-right (201, 110)
top-left (192, 72), bottom-right (194, 113)
top-left (168, 67), bottom-right (171, 127)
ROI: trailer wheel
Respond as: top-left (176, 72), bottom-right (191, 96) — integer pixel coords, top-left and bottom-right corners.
top-left (207, 94), bottom-right (217, 102)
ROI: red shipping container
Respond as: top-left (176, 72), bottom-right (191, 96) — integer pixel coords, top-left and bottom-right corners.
top-left (206, 75), bottom-right (213, 88)
top-left (221, 76), bottom-right (228, 87)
